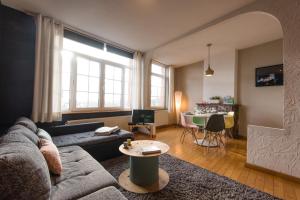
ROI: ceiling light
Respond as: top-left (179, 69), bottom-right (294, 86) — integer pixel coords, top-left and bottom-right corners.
top-left (205, 43), bottom-right (214, 76)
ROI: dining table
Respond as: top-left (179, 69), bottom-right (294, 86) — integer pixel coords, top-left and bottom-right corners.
top-left (183, 112), bottom-right (230, 147)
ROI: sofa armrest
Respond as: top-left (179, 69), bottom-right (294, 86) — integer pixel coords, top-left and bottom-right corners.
top-left (45, 122), bottom-right (104, 136)
top-left (78, 186), bottom-right (127, 200)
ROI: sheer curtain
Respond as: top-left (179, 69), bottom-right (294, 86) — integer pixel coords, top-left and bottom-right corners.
top-left (168, 66), bottom-right (175, 113)
top-left (142, 51), bottom-right (153, 109)
top-left (132, 51), bottom-right (143, 109)
top-left (32, 14), bottom-right (64, 122)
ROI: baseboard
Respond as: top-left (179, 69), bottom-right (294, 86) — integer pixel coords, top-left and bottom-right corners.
top-left (245, 162), bottom-right (300, 183)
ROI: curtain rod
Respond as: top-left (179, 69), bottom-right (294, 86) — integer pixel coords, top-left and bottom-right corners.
top-left (22, 10), bottom-right (136, 54)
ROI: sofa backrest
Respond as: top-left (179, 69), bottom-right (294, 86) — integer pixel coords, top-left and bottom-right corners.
top-left (0, 123), bottom-right (51, 200)
top-left (43, 122), bottom-right (104, 137)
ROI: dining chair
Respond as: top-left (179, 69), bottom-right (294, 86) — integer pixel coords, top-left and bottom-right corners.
top-left (192, 116), bottom-right (206, 133)
top-left (204, 114), bottom-right (225, 148)
top-left (224, 112), bottom-right (234, 139)
top-left (180, 113), bottom-right (199, 144)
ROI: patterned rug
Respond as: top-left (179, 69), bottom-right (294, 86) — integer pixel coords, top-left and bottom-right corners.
top-left (101, 154), bottom-right (280, 200)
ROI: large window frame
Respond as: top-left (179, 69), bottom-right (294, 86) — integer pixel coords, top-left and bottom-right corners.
top-left (150, 61), bottom-right (168, 109)
top-left (62, 39), bottom-right (133, 113)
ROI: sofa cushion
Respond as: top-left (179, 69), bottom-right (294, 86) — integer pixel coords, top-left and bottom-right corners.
top-left (0, 134), bottom-right (51, 200)
top-left (52, 130), bottom-right (133, 147)
top-left (50, 146), bottom-right (118, 200)
top-left (37, 128), bottom-right (53, 141)
top-left (15, 117), bottom-right (38, 133)
top-left (39, 139), bottom-right (62, 175)
top-left (78, 186), bottom-right (127, 200)
top-left (8, 124), bottom-right (40, 146)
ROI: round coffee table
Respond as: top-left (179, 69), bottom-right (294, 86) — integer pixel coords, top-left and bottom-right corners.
top-left (118, 140), bottom-right (169, 193)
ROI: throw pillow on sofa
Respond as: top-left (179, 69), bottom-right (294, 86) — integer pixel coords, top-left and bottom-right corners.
top-left (37, 128), bottom-right (53, 142)
top-left (15, 117), bottom-right (38, 133)
top-left (39, 139), bottom-right (63, 175)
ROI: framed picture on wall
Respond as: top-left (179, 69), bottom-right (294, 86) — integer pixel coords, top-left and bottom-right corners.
top-left (255, 64), bottom-right (283, 87)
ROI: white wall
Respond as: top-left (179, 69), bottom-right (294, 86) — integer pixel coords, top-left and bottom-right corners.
top-left (203, 49), bottom-right (237, 101)
top-left (174, 61), bottom-right (204, 112)
top-left (238, 39), bottom-right (283, 136)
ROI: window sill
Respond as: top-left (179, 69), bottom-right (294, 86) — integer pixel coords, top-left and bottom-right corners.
top-left (62, 110), bottom-right (132, 121)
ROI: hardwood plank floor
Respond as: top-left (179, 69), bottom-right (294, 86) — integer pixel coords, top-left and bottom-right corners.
top-left (134, 127), bottom-right (300, 200)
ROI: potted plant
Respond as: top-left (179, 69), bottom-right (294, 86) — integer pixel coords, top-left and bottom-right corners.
top-left (209, 96), bottom-right (221, 104)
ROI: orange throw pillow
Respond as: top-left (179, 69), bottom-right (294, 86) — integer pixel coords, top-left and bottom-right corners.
top-left (39, 139), bottom-right (62, 175)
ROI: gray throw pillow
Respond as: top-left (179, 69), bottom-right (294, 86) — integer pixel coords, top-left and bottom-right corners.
top-left (37, 128), bottom-right (53, 142)
top-left (15, 117), bottom-right (38, 133)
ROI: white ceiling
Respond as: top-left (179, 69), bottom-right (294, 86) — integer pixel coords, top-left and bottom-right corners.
top-left (153, 12), bottom-right (283, 67)
top-left (3, 0), bottom-right (256, 51)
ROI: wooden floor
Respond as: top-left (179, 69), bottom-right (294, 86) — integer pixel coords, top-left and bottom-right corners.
top-left (134, 127), bottom-right (300, 200)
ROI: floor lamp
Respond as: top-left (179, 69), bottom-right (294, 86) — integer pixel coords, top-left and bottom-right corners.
top-left (175, 91), bottom-right (182, 126)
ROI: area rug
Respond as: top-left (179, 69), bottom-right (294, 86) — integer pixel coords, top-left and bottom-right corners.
top-left (101, 154), bottom-right (280, 200)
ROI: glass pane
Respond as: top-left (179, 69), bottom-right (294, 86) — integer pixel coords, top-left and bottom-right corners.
top-left (151, 64), bottom-right (165, 75)
top-left (151, 97), bottom-right (159, 107)
top-left (77, 75), bottom-right (88, 91)
top-left (62, 51), bottom-right (72, 73)
top-left (125, 69), bottom-right (130, 82)
top-left (105, 65), bottom-right (114, 79)
top-left (62, 72), bottom-right (70, 91)
top-left (77, 57), bottom-right (89, 75)
top-left (105, 80), bottom-right (114, 93)
top-left (89, 77), bottom-right (99, 93)
top-left (114, 67), bottom-right (122, 81)
top-left (88, 93), bottom-right (99, 108)
top-left (151, 75), bottom-right (163, 87)
top-left (62, 90), bottom-right (70, 111)
top-left (114, 81), bottom-right (122, 94)
top-left (105, 94), bottom-right (114, 107)
top-left (76, 92), bottom-right (88, 108)
top-left (124, 82), bottom-right (129, 95)
top-left (89, 61), bottom-right (100, 77)
top-left (113, 95), bottom-right (121, 106)
top-left (151, 86), bottom-right (157, 96)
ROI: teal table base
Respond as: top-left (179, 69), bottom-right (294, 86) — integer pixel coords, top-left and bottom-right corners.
top-left (130, 156), bottom-right (159, 186)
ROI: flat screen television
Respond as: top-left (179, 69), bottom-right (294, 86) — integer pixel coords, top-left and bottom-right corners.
top-left (255, 64), bottom-right (283, 87)
top-left (132, 110), bottom-right (155, 124)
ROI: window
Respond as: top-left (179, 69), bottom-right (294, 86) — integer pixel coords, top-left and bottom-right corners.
top-left (75, 57), bottom-right (100, 108)
top-left (151, 63), bottom-right (168, 108)
top-left (61, 33), bottom-right (133, 112)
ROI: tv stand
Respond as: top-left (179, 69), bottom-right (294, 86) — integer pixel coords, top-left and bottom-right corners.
top-left (128, 123), bottom-right (156, 138)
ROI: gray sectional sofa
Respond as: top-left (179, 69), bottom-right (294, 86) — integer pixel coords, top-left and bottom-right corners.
top-left (0, 117), bottom-right (130, 200)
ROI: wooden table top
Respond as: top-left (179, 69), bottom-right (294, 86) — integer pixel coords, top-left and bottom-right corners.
top-left (119, 140), bottom-right (169, 157)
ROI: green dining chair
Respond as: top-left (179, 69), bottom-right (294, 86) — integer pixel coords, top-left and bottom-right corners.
top-left (192, 116), bottom-right (206, 132)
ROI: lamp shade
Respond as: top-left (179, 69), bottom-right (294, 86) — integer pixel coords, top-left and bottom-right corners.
top-left (175, 91), bottom-right (182, 110)
top-left (205, 65), bottom-right (214, 76)
top-left (175, 91), bottom-right (182, 125)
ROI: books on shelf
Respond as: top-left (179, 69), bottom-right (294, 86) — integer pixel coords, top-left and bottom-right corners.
top-left (95, 126), bottom-right (120, 136)
top-left (141, 145), bottom-right (161, 155)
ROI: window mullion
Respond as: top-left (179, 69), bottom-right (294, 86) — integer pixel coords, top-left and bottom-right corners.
top-left (99, 62), bottom-right (105, 110)
top-left (70, 55), bottom-right (77, 111)
top-left (121, 67), bottom-right (125, 109)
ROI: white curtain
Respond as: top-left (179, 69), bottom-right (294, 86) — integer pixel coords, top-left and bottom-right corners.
top-left (142, 51), bottom-right (153, 109)
top-left (132, 51), bottom-right (143, 109)
top-left (32, 14), bottom-right (64, 123)
top-left (168, 66), bottom-right (175, 113)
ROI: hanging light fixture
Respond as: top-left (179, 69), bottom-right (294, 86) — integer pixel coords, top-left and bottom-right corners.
top-left (205, 43), bottom-right (214, 76)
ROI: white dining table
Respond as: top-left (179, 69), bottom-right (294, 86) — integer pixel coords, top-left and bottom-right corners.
top-left (184, 112), bottom-right (229, 147)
